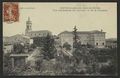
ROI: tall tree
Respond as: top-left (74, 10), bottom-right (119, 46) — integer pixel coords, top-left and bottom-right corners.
top-left (73, 26), bottom-right (81, 49)
top-left (42, 33), bottom-right (56, 60)
top-left (72, 26), bottom-right (82, 67)
top-left (73, 26), bottom-right (78, 48)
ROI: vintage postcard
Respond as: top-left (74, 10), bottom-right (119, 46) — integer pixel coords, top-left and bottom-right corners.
top-left (3, 2), bottom-right (117, 76)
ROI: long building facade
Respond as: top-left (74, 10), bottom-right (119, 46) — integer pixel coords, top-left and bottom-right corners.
top-left (58, 30), bottom-right (106, 48)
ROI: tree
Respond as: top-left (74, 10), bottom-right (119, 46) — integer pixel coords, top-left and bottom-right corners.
top-left (86, 43), bottom-right (94, 48)
top-left (13, 43), bottom-right (24, 54)
top-left (73, 26), bottom-right (80, 48)
top-left (3, 53), bottom-right (12, 75)
top-left (41, 33), bottom-right (56, 60)
top-left (99, 64), bottom-right (116, 75)
top-left (72, 26), bottom-right (82, 64)
top-left (72, 26), bottom-right (98, 74)
top-left (33, 37), bottom-right (45, 47)
top-left (30, 43), bottom-right (36, 49)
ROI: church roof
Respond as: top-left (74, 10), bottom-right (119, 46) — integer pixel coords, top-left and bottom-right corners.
top-left (28, 30), bottom-right (52, 34)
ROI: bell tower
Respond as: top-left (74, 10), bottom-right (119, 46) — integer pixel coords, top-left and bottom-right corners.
top-left (25, 17), bottom-right (32, 35)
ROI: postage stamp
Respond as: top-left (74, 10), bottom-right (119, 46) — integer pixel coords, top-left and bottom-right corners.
top-left (3, 2), bottom-right (19, 23)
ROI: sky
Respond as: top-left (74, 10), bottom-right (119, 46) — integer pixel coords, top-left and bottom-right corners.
top-left (3, 2), bottom-right (117, 38)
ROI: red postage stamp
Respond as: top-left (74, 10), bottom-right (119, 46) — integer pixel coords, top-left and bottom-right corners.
top-left (3, 2), bottom-right (19, 23)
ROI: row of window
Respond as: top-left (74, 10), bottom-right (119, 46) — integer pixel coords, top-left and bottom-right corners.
top-left (96, 42), bottom-right (104, 46)
top-left (29, 33), bottom-right (47, 36)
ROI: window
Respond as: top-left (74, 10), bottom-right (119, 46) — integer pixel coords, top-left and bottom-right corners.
top-left (102, 43), bottom-right (104, 45)
top-left (96, 43), bottom-right (98, 46)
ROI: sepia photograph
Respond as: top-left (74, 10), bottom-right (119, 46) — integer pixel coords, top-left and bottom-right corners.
top-left (3, 2), bottom-right (117, 76)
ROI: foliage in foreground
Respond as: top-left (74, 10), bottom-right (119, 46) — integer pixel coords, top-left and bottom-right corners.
top-left (3, 47), bottom-right (117, 76)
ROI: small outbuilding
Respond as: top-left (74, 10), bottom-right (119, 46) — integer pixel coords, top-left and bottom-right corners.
top-left (10, 54), bottom-right (29, 68)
